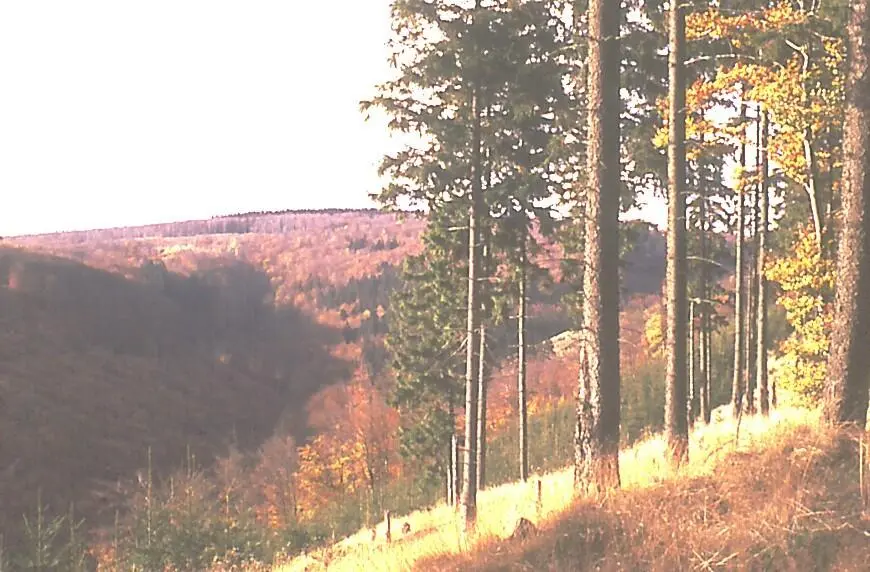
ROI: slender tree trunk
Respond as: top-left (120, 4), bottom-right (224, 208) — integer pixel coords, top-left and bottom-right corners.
top-left (476, 134), bottom-right (494, 493)
top-left (699, 311), bottom-right (710, 423)
top-left (800, 40), bottom-right (825, 248)
top-left (732, 101), bottom-right (747, 418)
top-left (758, 110), bottom-right (770, 416)
top-left (746, 109), bottom-right (762, 416)
top-left (804, 138), bottom-right (824, 247)
top-left (574, 0), bottom-right (621, 494)
top-left (451, 433), bottom-right (460, 506)
top-left (824, 0), bottom-right (870, 428)
top-left (446, 441), bottom-right (453, 505)
top-left (705, 320), bottom-right (713, 423)
top-left (447, 392), bottom-right (457, 506)
top-left (665, 0), bottom-right (689, 464)
top-left (476, 236), bottom-right (490, 492)
top-left (686, 300), bottom-right (700, 428)
top-left (518, 234), bottom-right (529, 482)
top-left (476, 321), bottom-right (488, 491)
top-left (461, 34), bottom-right (483, 527)
top-left (699, 147), bottom-right (711, 424)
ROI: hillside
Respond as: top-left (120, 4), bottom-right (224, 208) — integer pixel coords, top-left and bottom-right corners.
top-left (281, 408), bottom-right (870, 571)
top-left (0, 247), bottom-right (342, 539)
top-left (0, 210), bottom-right (668, 554)
top-left (0, 211), bottom-right (427, 544)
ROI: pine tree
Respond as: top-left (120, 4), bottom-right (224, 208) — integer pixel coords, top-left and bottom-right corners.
top-left (574, 0), bottom-right (621, 494)
top-left (664, 0), bottom-right (689, 465)
top-left (367, 0), bottom-right (575, 519)
top-left (823, 0), bottom-right (870, 428)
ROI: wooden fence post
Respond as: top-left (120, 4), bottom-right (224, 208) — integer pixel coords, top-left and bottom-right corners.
top-left (385, 510), bottom-right (392, 543)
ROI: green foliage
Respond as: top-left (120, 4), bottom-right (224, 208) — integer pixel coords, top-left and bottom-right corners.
top-left (386, 211), bottom-right (467, 486)
top-left (372, 1), bottom-right (579, 486)
top-left (485, 402), bottom-right (576, 483)
top-left (100, 453), bottom-right (325, 570)
top-left (13, 498), bottom-right (88, 572)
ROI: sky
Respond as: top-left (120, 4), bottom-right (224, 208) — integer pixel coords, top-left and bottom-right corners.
top-left (0, 1), bottom-right (669, 237)
top-left (0, 0), bottom-right (400, 236)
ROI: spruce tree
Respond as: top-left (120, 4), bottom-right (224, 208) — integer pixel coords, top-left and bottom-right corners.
top-left (664, 0), bottom-right (689, 465)
top-left (824, 0), bottom-right (870, 428)
top-left (575, 0), bottom-right (621, 494)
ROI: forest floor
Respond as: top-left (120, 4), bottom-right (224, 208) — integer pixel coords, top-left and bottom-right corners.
top-left (276, 406), bottom-right (870, 571)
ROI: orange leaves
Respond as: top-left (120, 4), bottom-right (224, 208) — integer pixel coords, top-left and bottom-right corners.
top-left (250, 436), bottom-right (299, 529)
top-left (294, 364), bottom-right (400, 518)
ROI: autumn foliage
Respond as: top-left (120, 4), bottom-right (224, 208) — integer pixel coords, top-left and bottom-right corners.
top-left (767, 227), bottom-right (835, 402)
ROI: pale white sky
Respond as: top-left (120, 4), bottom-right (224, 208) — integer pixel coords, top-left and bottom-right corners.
top-left (0, 1), bottom-right (398, 236)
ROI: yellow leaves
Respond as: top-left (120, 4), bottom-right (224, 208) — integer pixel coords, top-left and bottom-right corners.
top-left (669, 0), bottom-right (846, 199)
top-left (686, 2), bottom-right (807, 43)
top-left (652, 77), bottom-right (733, 155)
top-left (767, 227), bottom-right (835, 402)
top-left (643, 308), bottom-right (665, 357)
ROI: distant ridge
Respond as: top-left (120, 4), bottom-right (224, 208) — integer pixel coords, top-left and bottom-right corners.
top-left (14, 208), bottom-right (405, 243)
top-left (211, 207), bottom-right (382, 219)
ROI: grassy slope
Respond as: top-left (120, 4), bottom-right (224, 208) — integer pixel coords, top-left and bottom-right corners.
top-left (278, 407), bottom-right (870, 571)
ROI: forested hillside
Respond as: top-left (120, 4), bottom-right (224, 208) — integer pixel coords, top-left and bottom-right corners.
top-left (0, 211), bottom-right (420, 548)
top-left (0, 247), bottom-right (341, 535)
top-left (0, 208), bottom-right (669, 565)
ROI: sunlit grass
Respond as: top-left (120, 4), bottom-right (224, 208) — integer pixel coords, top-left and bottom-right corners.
top-left (272, 405), bottom-right (821, 572)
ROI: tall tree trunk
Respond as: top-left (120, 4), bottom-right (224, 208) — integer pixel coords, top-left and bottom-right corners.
top-left (476, 134), bottom-right (494, 493)
top-left (665, 0), bottom-right (689, 464)
top-left (518, 233), bottom-right (529, 482)
top-left (704, 319), bottom-right (713, 423)
top-left (574, 0), bottom-right (621, 494)
top-left (447, 391), bottom-right (457, 506)
top-left (757, 109), bottom-right (770, 416)
top-left (699, 145), bottom-right (711, 425)
top-left (746, 108), bottom-right (762, 416)
top-left (460, 34), bottom-right (483, 527)
top-left (732, 101), bottom-right (747, 418)
top-left (823, 0), bottom-right (870, 428)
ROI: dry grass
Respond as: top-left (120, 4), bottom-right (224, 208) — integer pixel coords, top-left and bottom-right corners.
top-left (274, 406), bottom-right (870, 571)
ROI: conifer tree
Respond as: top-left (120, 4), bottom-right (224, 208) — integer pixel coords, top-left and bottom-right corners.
top-left (664, 0), bottom-right (689, 464)
top-left (732, 101), bottom-right (748, 418)
top-left (366, 0), bottom-right (575, 519)
top-left (386, 210), bottom-right (468, 494)
top-left (575, 0), bottom-right (621, 494)
top-left (824, 0), bottom-right (870, 428)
